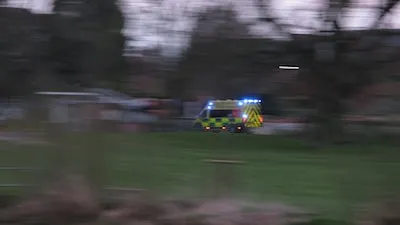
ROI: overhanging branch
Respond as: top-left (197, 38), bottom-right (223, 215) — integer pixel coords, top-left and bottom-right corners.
top-left (255, 0), bottom-right (294, 39)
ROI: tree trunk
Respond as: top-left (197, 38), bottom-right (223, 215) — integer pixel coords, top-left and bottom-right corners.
top-left (308, 66), bottom-right (345, 144)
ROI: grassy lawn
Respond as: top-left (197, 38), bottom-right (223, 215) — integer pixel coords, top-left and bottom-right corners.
top-left (0, 132), bottom-right (399, 219)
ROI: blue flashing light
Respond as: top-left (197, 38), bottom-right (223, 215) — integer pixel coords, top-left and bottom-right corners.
top-left (207, 106), bottom-right (211, 109)
top-left (208, 102), bottom-right (213, 106)
top-left (242, 114), bottom-right (248, 119)
top-left (242, 98), bottom-right (261, 104)
top-left (238, 101), bottom-right (243, 106)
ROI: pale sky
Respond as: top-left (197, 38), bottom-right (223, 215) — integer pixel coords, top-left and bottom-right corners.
top-left (123, 0), bottom-right (400, 55)
top-left (6, 0), bottom-right (400, 54)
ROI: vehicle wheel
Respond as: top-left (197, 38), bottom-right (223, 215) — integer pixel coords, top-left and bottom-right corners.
top-left (238, 127), bottom-right (246, 133)
top-left (235, 124), bottom-right (247, 133)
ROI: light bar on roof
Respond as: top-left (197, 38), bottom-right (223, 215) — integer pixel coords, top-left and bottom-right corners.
top-left (242, 99), bottom-right (261, 103)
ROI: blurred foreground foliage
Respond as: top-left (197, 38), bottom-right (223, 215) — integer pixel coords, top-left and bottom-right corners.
top-left (0, 171), bottom-right (399, 225)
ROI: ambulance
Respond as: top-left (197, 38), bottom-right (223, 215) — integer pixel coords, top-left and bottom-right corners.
top-left (193, 99), bottom-right (263, 133)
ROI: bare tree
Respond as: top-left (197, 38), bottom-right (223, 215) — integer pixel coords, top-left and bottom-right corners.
top-left (253, 0), bottom-right (400, 142)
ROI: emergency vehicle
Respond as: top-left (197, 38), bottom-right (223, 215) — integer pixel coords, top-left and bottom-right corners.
top-left (193, 99), bottom-right (263, 133)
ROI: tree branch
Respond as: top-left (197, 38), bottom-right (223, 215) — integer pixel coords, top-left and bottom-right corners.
top-left (372, 0), bottom-right (400, 28)
top-left (255, 0), bottom-right (294, 39)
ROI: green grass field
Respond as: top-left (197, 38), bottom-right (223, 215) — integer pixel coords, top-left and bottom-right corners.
top-left (0, 132), bottom-right (399, 219)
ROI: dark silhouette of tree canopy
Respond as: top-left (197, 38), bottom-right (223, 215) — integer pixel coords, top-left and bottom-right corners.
top-left (191, 5), bottom-right (250, 40)
top-left (51, 0), bottom-right (128, 87)
top-left (0, 7), bottom-right (47, 97)
top-left (172, 5), bottom-right (256, 99)
top-left (0, 0), bottom-right (128, 96)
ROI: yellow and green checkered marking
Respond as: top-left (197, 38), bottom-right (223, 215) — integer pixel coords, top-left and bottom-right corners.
top-left (195, 117), bottom-right (243, 128)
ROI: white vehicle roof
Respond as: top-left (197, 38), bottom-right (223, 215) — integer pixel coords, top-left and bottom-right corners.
top-left (86, 88), bottom-right (132, 100)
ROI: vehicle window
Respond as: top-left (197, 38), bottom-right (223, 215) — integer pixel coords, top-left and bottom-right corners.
top-left (209, 110), bottom-right (232, 118)
top-left (232, 109), bottom-right (241, 117)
